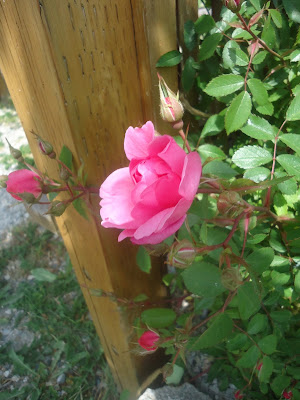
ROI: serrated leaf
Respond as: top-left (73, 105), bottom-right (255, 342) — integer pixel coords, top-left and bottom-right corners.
top-left (277, 154), bottom-right (300, 180)
top-left (286, 95), bottom-right (300, 121)
top-left (246, 247), bottom-right (274, 275)
top-left (259, 356), bottom-right (274, 383)
top-left (248, 79), bottom-right (269, 106)
top-left (182, 56), bottom-right (196, 92)
top-left (236, 345), bottom-right (260, 368)
top-left (156, 50), bottom-right (182, 67)
top-left (295, 270), bottom-right (300, 293)
top-left (204, 74), bottom-right (244, 97)
top-left (241, 114), bottom-right (277, 140)
top-left (188, 313), bottom-right (233, 350)
top-left (31, 268), bottom-right (57, 282)
top-left (141, 308), bottom-right (176, 328)
top-left (182, 262), bottom-right (225, 298)
top-left (195, 14), bottom-right (215, 35)
top-left (261, 15), bottom-right (276, 49)
top-left (136, 246), bottom-right (151, 274)
top-left (225, 91), bottom-right (252, 134)
top-left (269, 9), bottom-right (282, 28)
top-left (256, 101), bottom-right (274, 116)
top-left (198, 33), bottom-right (222, 61)
top-left (238, 281), bottom-right (261, 320)
top-left (252, 50), bottom-right (268, 65)
top-left (197, 144), bottom-right (226, 161)
top-left (280, 134), bottom-right (300, 156)
top-left (289, 49), bottom-right (300, 63)
top-left (232, 145), bottom-right (272, 169)
top-left (59, 145), bottom-right (73, 170)
top-left (184, 20), bottom-right (197, 51)
top-left (271, 375), bottom-right (291, 396)
top-left (282, 0), bottom-right (300, 23)
top-left (203, 161), bottom-right (238, 179)
top-left (223, 40), bottom-right (249, 68)
top-left (72, 197), bottom-right (88, 220)
top-left (258, 335), bottom-right (277, 355)
top-left (200, 113), bottom-right (225, 138)
top-left (244, 167), bottom-right (270, 183)
top-left (247, 313), bottom-right (268, 335)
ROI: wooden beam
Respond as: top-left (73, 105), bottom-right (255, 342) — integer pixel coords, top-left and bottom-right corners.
top-left (0, 0), bottom-right (177, 396)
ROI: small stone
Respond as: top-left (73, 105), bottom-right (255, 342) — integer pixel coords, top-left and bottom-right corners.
top-left (57, 373), bottom-right (66, 385)
top-left (11, 375), bottom-right (19, 382)
top-left (3, 370), bottom-right (10, 378)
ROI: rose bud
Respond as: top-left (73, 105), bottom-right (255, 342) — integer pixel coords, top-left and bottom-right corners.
top-left (234, 390), bottom-right (244, 400)
top-left (223, 0), bottom-right (243, 13)
top-left (283, 391), bottom-right (293, 400)
top-left (158, 74), bottom-right (184, 125)
top-left (0, 175), bottom-right (8, 189)
top-left (168, 239), bottom-right (196, 268)
top-left (45, 200), bottom-right (69, 217)
top-left (38, 137), bottom-right (56, 159)
top-left (6, 139), bottom-right (24, 163)
top-left (59, 166), bottom-right (71, 181)
top-left (138, 331), bottom-right (160, 351)
top-left (6, 169), bottom-right (42, 201)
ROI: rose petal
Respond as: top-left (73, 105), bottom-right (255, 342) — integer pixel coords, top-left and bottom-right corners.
top-left (179, 152), bottom-right (202, 200)
top-left (124, 121), bottom-right (154, 160)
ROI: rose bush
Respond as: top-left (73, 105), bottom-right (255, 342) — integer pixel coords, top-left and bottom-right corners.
top-left (99, 121), bottom-right (201, 244)
top-left (6, 169), bottom-right (42, 201)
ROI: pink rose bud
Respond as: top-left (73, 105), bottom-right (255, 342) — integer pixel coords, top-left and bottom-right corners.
top-left (223, 0), bottom-right (242, 13)
top-left (168, 239), bottom-right (196, 268)
top-left (283, 391), bottom-right (293, 399)
top-left (6, 139), bottom-right (24, 163)
top-left (257, 362), bottom-right (263, 371)
top-left (99, 121), bottom-right (202, 245)
top-left (38, 138), bottom-right (56, 159)
top-left (158, 74), bottom-right (184, 124)
top-left (45, 200), bottom-right (69, 217)
top-left (138, 331), bottom-right (160, 351)
top-left (0, 175), bottom-right (8, 189)
top-left (234, 390), bottom-right (244, 400)
top-left (6, 169), bottom-right (42, 201)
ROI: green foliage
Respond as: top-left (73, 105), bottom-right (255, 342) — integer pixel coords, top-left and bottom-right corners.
top-left (146, 1), bottom-right (300, 398)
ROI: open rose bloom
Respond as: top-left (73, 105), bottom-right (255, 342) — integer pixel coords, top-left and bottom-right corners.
top-left (99, 121), bottom-right (201, 245)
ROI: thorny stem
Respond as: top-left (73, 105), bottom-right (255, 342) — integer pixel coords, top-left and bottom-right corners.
top-left (179, 128), bottom-right (192, 153)
top-left (244, 40), bottom-right (258, 91)
top-left (233, 323), bottom-right (264, 355)
top-left (236, 13), bottom-right (283, 60)
top-left (264, 119), bottom-right (287, 208)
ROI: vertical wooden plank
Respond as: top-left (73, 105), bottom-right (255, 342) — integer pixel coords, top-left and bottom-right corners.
top-left (0, 0), bottom-right (174, 396)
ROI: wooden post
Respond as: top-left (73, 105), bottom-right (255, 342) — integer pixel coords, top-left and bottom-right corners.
top-left (0, 0), bottom-right (177, 397)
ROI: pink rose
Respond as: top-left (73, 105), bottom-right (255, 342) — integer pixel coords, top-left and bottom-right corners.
top-left (99, 121), bottom-right (202, 245)
top-left (6, 169), bottom-right (42, 201)
top-left (138, 331), bottom-right (160, 351)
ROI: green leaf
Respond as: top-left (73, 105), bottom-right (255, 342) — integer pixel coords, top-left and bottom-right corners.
top-left (271, 270), bottom-right (290, 286)
top-left (238, 281), bottom-right (261, 320)
top-left (258, 335), bottom-right (277, 355)
top-left (269, 9), bottom-right (282, 28)
top-left (184, 20), bottom-right (197, 51)
top-left (136, 246), bottom-right (151, 274)
top-left (295, 270), bottom-right (300, 293)
top-left (286, 95), bottom-right (300, 121)
top-left (225, 91), bottom-right (252, 134)
top-left (141, 308), bottom-right (176, 328)
top-left (223, 40), bottom-right (248, 68)
top-left (59, 145), bottom-right (73, 170)
top-left (203, 161), bottom-right (238, 179)
top-left (261, 15), bottom-right (276, 49)
top-left (200, 113), bottom-right (225, 138)
top-left (227, 333), bottom-right (248, 351)
top-left (194, 15), bottom-right (215, 35)
top-left (252, 50), bottom-right (268, 65)
top-left (256, 101), bottom-right (274, 116)
top-left (9, 347), bottom-right (38, 376)
top-left (259, 356), bottom-right (274, 383)
top-left (280, 134), bottom-right (300, 156)
top-left (246, 247), bottom-right (274, 275)
top-left (232, 145), bottom-right (272, 169)
top-left (236, 345), bottom-right (260, 368)
top-left (271, 375), bottom-right (291, 396)
top-left (120, 389), bottom-right (130, 400)
top-left (277, 154), bottom-right (300, 180)
top-left (198, 33), bottom-right (222, 61)
top-left (244, 167), bottom-right (270, 183)
top-left (156, 50), bottom-right (182, 67)
top-left (197, 144), bottom-right (226, 161)
top-left (204, 74), bottom-right (244, 97)
top-left (72, 197), bottom-right (88, 220)
top-left (282, 0), bottom-right (300, 23)
top-left (31, 268), bottom-right (57, 283)
top-left (188, 313), bottom-right (233, 350)
top-left (289, 49), bottom-right (300, 63)
top-left (270, 310), bottom-right (292, 323)
top-left (247, 313), bottom-right (268, 335)
top-left (165, 364), bottom-right (184, 385)
top-left (248, 79), bottom-right (269, 106)
top-left (182, 56), bottom-right (196, 92)
top-left (182, 262), bottom-right (225, 298)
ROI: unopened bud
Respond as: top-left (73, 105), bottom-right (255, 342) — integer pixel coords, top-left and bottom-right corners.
top-left (45, 200), bottom-right (69, 217)
top-left (38, 138), bottom-right (53, 155)
top-left (17, 192), bottom-right (38, 204)
top-left (6, 139), bottom-right (24, 162)
top-left (0, 175), bottom-right (8, 188)
top-left (217, 191), bottom-right (244, 218)
top-left (59, 166), bottom-right (71, 181)
top-left (158, 73), bottom-right (184, 124)
top-left (221, 267), bottom-right (243, 291)
top-left (168, 239), bottom-right (196, 268)
top-left (223, 0), bottom-right (243, 13)
top-left (144, 243), bottom-right (169, 256)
